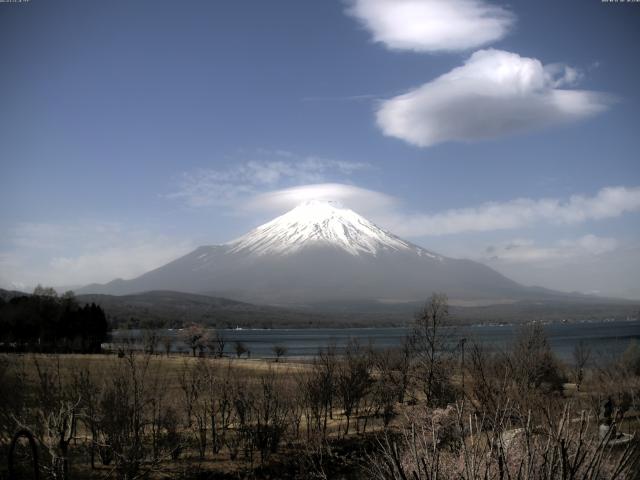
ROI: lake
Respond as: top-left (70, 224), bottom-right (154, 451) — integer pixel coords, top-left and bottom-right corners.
top-left (109, 319), bottom-right (640, 362)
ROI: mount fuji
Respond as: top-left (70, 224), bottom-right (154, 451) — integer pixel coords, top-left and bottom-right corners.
top-left (79, 201), bottom-right (552, 306)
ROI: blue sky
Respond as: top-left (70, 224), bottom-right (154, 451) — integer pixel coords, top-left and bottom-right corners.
top-left (1, 0), bottom-right (639, 298)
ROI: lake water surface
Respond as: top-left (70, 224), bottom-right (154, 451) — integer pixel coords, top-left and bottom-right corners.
top-left (111, 319), bottom-right (640, 362)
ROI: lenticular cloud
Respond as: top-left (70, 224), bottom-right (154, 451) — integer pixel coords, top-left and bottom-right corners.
top-left (376, 49), bottom-right (613, 147)
top-left (346, 0), bottom-right (515, 52)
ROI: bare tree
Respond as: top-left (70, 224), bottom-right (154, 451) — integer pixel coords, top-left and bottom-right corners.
top-left (230, 375), bottom-right (257, 465)
top-left (206, 330), bottom-right (226, 358)
top-left (161, 335), bottom-right (174, 356)
top-left (372, 347), bottom-right (412, 427)
top-left (286, 371), bottom-right (305, 439)
top-left (146, 361), bottom-right (171, 462)
top-left (234, 341), bottom-right (248, 358)
top-left (396, 336), bottom-right (416, 403)
top-left (252, 370), bottom-right (290, 463)
top-left (300, 367), bottom-right (329, 442)
top-left (313, 344), bottom-right (338, 438)
top-left (206, 362), bottom-right (234, 454)
top-left (180, 324), bottom-right (206, 357)
top-left (573, 340), bottom-right (591, 391)
top-left (412, 293), bottom-right (455, 407)
top-left (511, 324), bottom-right (564, 396)
top-left (467, 342), bottom-right (511, 423)
top-left (272, 344), bottom-right (287, 362)
top-left (142, 329), bottom-right (159, 355)
top-left (179, 359), bottom-right (208, 458)
top-left (192, 372), bottom-right (209, 459)
top-left (374, 336), bottom-right (415, 406)
top-left (336, 339), bottom-right (372, 436)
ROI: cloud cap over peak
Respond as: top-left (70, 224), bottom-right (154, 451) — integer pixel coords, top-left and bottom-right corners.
top-left (376, 49), bottom-right (614, 147)
top-left (346, 0), bottom-right (515, 52)
top-left (241, 183), bottom-right (398, 217)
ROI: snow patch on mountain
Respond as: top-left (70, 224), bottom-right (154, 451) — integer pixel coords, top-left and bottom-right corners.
top-left (227, 200), bottom-right (440, 258)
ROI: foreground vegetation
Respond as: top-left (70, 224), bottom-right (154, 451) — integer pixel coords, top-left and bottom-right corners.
top-left (1, 294), bottom-right (639, 479)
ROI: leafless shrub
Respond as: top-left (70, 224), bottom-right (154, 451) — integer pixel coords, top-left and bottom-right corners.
top-left (95, 353), bottom-right (181, 480)
top-left (0, 355), bottom-right (27, 447)
top-left (160, 406), bottom-right (183, 461)
top-left (622, 340), bottom-right (640, 376)
top-left (369, 401), bottom-right (640, 480)
top-left (23, 356), bottom-right (80, 480)
top-left (585, 343), bottom-right (640, 432)
top-left (296, 434), bottom-right (334, 480)
top-left (70, 366), bottom-right (101, 469)
top-left (467, 325), bottom-right (566, 425)
top-left (180, 359), bottom-right (236, 458)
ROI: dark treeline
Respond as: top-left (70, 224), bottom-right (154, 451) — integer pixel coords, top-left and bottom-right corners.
top-left (0, 286), bottom-right (109, 353)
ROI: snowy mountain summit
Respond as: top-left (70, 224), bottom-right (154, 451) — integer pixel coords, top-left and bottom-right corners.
top-left (227, 200), bottom-right (435, 257)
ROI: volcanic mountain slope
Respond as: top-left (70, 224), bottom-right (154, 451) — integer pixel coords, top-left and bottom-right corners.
top-left (80, 200), bottom-right (553, 305)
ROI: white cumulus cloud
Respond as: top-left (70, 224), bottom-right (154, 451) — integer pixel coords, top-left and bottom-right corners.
top-left (376, 49), bottom-right (613, 147)
top-left (345, 0), bottom-right (515, 52)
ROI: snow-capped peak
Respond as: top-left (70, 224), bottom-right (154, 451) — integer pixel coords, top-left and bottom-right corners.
top-left (227, 200), bottom-right (430, 257)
